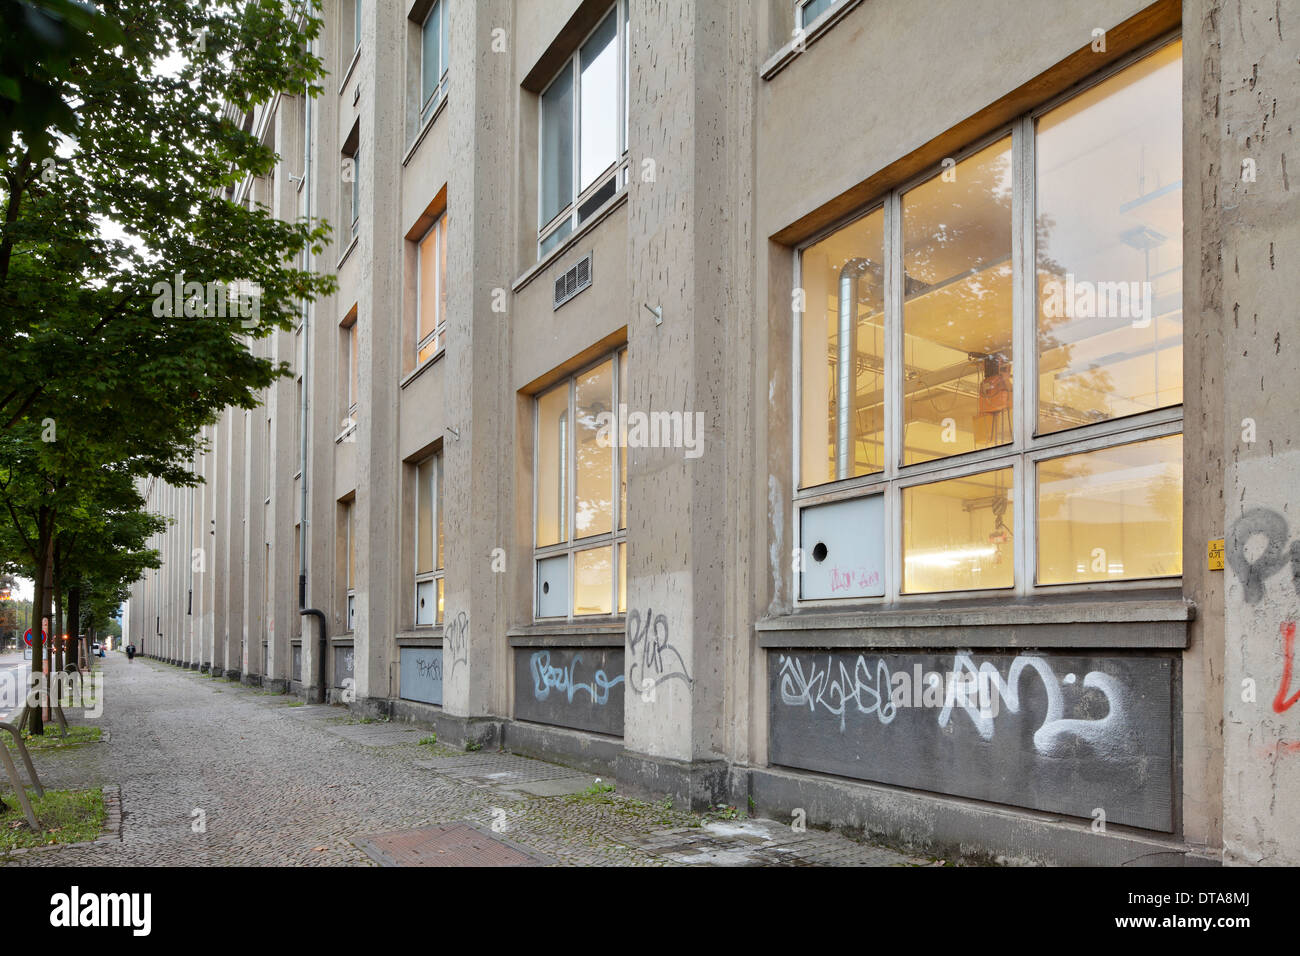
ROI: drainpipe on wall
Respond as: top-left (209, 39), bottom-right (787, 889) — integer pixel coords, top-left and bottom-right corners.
top-left (294, 65), bottom-right (329, 704)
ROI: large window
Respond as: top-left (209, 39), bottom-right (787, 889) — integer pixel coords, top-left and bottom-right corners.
top-left (343, 499), bottom-right (356, 630)
top-left (534, 349), bottom-right (627, 618)
top-left (537, 0), bottom-right (630, 257)
top-left (419, 0), bottom-right (449, 125)
top-left (416, 213), bottom-right (447, 364)
top-left (414, 454), bottom-right (444, 625)
top-left (796, 40), bottom-right (1183, 600)
top-left (341, 307), bottom-right (358, 420)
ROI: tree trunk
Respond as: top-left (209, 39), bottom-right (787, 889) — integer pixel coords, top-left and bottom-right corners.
top-left (68, 586), bottom-right (80, 672)
top-left (28, 519), bottom-right (49, 737)
top-left (41, 535), bottom-right (53, 722)
top-left (53, 556), bottom-right (63, 680)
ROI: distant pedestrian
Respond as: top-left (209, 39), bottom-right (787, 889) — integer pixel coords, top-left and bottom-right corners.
top-left (126, 643), bottom-right (135, 662)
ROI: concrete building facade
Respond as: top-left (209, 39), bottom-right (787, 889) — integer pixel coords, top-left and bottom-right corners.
top-left (128, 0), bottom-right (1300, 865)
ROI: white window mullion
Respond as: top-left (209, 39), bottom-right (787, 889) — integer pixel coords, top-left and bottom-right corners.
top-left (566, 378), bottom-right (576, 621)
top-left (884, 191), bottom-right (902, 483)
top-left (885, 190), bottom-right (903, 599)
top-left (571, 57), bottom-right (582, 237)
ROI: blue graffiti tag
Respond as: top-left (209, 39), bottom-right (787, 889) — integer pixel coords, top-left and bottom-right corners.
top-left (530, 651), bottom-right (625, 705)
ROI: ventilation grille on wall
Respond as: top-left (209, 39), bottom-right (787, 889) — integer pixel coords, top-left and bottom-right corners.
top-left (553, 253), bottom-right (592, 310)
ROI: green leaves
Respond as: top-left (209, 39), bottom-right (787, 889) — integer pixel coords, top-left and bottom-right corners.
top-left (0, 0), bottom-right (331, 617)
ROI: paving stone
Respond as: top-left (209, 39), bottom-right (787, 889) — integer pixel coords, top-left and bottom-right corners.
top-left (0, 655), bottom-right (930, 867)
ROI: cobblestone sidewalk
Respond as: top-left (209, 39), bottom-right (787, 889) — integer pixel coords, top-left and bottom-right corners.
top-left (2, 654), bottom-right (931, 866)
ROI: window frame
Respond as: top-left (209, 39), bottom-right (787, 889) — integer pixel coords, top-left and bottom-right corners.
top-left (342, 309), bottom-right (359, 420)
top-left (535, 0), bottom-right (630, 258)
top-left (790, 35), bottom-right (1184, 607)
top-left (349, 144), bottom-right (361, 240)
top-left (419, 0), bottom-right (449, 126)
top-left (532, 347), bottom-right (628, 621)
top-left (344, 499), bottom-right (356, 631)
top-left (415, 213), bottom-right (447, 365)
top-left (795, 0), bottom-right (836, 30)
top-left (413, 453), bottom-right (444, 627)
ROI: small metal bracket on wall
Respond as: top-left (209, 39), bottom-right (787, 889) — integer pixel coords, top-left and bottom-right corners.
top-left (644, 303), bottom-right (662, 326)
top-left (446, 426), bottom-right (460, 440)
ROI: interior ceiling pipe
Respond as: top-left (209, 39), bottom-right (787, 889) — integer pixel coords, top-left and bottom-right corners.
top-left (836, 258), bottom-right (876, 481)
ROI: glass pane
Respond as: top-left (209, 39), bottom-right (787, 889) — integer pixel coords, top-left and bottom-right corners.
top-left (1037, 434), bottom-right (1182, 583)
top-left (540, 218), bottom-right (571, 256)
top-left (575, 359), bottom-right (614, 538)
top-left (574, 546), bottom-right (613, 616)
top-left (1036, 42), bottom-right (1182, 434)
top-left (346, 503), bottom-right (355, 588)
top-left (421, 6), bottom-right (439, 105)
top-left (416, 459), bottom-right (433, 575)
top-left (438, 215), bottom-right (447, 335)
top-left (617, 541), bottom-right (626, 614)
top-left (352, 148), bottom-right (360, 224)
top-left (800, 206), bottom-right (885, 487)
top-left (349, 322), bottom-right (358, 408)
top-left (435, 454), bottom-right (444, 570)
top-left (902, 137), bottom-right (1014, 465)
top-left (540, 66), bottom-right (574, 228)
top-left (353, 0), bottom-right (361, 51)
top-left (535, 383), bottom-right (569, 546)
top-left (579, 12), bottom-right (618, 192)
top-left (436, 576), bottom-right (444, 624)
top-left (618, 349), bottom-right (627, 530)
top-left (799, 0), bottom-right (834, 27)
top-left (439, 0), bottom-right (449, 79)
top-left (418, 222), bottom-right (439, 343)
top-left (577, 176), bottom-right (617, 223)
top-left (903, 467), bottom-right (1014, 593)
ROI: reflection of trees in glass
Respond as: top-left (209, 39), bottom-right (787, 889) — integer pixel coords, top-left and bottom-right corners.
top-left (1141, 471), bottom-right (1182, 577)
top-left (574, 369), bottom-right (613, 538)
top-left (900, 144), bottom-right (1014, 461)
top-left (1035, 206), bottom-right (1117, 431)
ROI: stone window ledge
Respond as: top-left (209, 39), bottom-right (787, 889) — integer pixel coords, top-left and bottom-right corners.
top-left (507, 621), bottom-right (625, 648)
top-left (757, 596), bottom-right (1193, 650)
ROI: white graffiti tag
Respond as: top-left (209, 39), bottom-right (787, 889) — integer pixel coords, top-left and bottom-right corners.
top-left (937, 654), bottom-right (1126, 758)
top-left (779, 652), bottom-right (1126, 757)
top-left (778, 654), bottom-right (897, 731)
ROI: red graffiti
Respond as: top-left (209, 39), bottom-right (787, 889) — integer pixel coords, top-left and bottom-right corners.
top-left (1273, 621), bottom-right (1300, 714)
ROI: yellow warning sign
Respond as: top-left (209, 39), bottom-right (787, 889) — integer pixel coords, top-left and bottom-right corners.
top-left (1208, 538), bottom-right (1225, 571)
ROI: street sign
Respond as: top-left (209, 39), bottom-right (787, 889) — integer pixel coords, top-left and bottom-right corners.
top-left (23, 628), bottom-right (47, 647)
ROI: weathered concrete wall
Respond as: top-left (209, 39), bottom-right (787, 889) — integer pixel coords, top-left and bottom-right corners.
top-left (1218, 0), bottom-right (1300, 865)
top-left (440, 0), bottom-right (514, 721)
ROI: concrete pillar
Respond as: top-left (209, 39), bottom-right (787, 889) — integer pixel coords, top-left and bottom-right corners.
top-left (618, 0), bottom-right (742, 805)
top-left (1218, 0), bottom-right (1300, 865)
top-left (438, 0), bottom-right (514, 736)
top-left (348, 0), bottom-right (404, 707)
